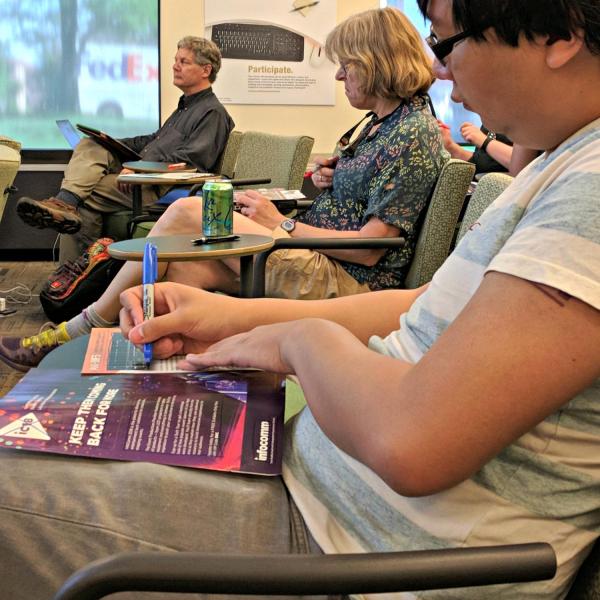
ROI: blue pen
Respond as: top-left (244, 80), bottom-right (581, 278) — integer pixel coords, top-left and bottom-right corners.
top-left (142, 242), bottom-right (158, 368)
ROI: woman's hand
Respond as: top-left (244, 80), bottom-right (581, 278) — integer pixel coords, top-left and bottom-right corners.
top-left (311, 155), bottom-right (338, 189)
top-left (234, 189), bottom-right (283, 229)
top-left (119, 282), bottom-right (242, 359)
top-left (437, 119), bottom-right (454, 149)
top-left (460, 122), bottom-right (486, 148)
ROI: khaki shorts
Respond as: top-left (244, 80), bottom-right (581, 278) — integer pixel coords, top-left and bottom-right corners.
top-left (264, 228), bottom-right (371, 299)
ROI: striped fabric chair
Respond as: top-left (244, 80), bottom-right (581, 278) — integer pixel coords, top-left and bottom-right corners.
top-left (403, 157), bottom-right (475, 288)
top-left (455, 171), bottom-right (513, 243)
top-left (103, 130), bottom-right (314, 241)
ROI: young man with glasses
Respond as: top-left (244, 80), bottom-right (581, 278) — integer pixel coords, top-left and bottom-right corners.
top-left (0, 3), bottom-right (598, 598)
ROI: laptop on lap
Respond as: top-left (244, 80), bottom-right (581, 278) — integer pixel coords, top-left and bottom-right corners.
top-left (56, 119), bottom-right (141, 162)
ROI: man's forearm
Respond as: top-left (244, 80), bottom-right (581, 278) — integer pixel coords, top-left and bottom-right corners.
top-left (484, 139), bottom-right (513, 169)
top-left (445, 141), bottom-right (474, 162)
top-left (239, 286), bottom-right (426, 344)
top-left (286, 221), bottom-right (399, 266)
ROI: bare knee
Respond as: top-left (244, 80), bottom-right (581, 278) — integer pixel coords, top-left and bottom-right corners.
top-left (151, 197), bottom-right (202, 235)
top-left (167, 259), bottom-right (239, 294)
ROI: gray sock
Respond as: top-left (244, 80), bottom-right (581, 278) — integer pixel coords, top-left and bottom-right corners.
top-left (65, 303), bottom-right (116, 339)
top-left (56, 189), bottom-right (82, 208)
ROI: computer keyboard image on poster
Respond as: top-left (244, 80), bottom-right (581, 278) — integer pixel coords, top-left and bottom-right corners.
top-left (211, 23), bottom-right (305, 62)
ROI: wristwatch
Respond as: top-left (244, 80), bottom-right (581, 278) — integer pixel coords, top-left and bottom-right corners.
top-left (279, 218), bottom-right (296, 233)
top-left (480, 131), bottom-right (497, 153)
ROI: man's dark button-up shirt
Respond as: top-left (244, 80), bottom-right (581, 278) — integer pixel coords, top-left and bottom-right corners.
top-left (120, 88), bottom-right (234, 172)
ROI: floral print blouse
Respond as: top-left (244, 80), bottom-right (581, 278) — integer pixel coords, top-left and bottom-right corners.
top-left (299, 94), bottom-right (448, 289)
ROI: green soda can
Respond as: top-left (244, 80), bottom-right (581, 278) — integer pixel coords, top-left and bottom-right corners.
top-left (202, 181), bottom-right (233, 237)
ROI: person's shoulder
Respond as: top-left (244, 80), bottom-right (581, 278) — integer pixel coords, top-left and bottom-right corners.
top-left (203, 89), bottom-right (232, 114)
top-left (393, 96), bottom-right (440, 136)
top-left (542, 118), bottom-right (600, 176)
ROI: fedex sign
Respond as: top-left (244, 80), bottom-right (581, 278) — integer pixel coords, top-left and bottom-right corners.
top-left (83, 52), bottom-right (158, 83)
top-left (78, 43), bottom-right (159, 120)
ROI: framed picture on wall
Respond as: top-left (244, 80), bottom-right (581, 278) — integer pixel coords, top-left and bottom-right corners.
top-left (205, 0), bottom-right (337, 105)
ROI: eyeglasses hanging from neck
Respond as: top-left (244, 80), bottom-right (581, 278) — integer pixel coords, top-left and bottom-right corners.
top-left (336, 102), bottom-right (405, 158)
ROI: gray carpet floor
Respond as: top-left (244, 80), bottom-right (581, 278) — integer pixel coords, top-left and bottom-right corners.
top-left (0, 261), bottom-right (55, 396)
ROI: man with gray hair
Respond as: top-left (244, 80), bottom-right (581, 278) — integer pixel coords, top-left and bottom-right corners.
top-left (16, 36), bottom-right (234, 254)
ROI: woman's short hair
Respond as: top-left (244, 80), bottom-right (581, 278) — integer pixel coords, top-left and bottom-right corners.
top-left (177, 36), bottom-right (222, 83)
top-left (324, 7), bottom-right (434, 100)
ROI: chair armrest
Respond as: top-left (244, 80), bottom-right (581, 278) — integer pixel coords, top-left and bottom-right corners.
top-left (251, 236), bottom-right (406, 297)
top-left (54, 543), bottom-right (556, 600)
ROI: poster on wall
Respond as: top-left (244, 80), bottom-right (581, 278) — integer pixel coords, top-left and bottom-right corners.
top-left (204, 0), bottom-right (337, 105)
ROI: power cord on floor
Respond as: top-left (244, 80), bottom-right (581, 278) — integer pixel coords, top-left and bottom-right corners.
top-left (0, 297), bottom-right (16, 316)
top-left (0, 283), bottom-right (35, 316)
top-left (52, 233), bottom-right (61, 265)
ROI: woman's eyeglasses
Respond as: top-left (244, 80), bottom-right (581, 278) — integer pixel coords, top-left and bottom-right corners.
top-left (425, 28), bottom-right (473, 65)
top-left (337, 62), bottom-right (351, 77)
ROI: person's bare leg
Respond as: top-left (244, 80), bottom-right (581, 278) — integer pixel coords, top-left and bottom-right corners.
top-left (95, 196), bottom-right (275, 317)
top-left (165, 204), bottom-right (274, 294)
top-left (92, 197), bottom-right (204, 320)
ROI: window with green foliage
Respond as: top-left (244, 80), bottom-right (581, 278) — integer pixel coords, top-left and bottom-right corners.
top-left (0, 0), bottom-right (159, 150)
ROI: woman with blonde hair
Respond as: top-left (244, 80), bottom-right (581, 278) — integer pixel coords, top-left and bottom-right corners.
top-left (0, 7), bottom-right (448, 372)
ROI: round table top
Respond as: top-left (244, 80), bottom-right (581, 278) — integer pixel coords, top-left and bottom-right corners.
top-left (108, 233), bottom-right (274, 261)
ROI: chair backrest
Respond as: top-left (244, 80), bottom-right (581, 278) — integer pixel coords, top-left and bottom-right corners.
top-left (217, 130), bottom-right (243, 178)
top-left (404, 158), bottom-right (475, 289)
top-left (231, 131), bottom-right (314, 190)
top-left (455, 172), bottom-right (513, 244)
top-left (0, 136), bottom-right (22, 223)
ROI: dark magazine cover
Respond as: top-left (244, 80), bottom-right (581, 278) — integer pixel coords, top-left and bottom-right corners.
top-left (0, 368), bottom-right (285, 475)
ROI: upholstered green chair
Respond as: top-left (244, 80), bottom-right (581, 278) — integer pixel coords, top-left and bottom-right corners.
top-left (0, 136), bottom-right (22, 223)
top-left (230, 130), bottom-right (314, 190)
top-left (216, 129), bottom-right (243, 179)
top-left (455, 171), bottom-right (513, 243)
top-left (103, 130), bottom-right (314, 242)
top-left (403, 158), bottom-right (475, 288)
top-left (251, 158), bottom-right (475, 296)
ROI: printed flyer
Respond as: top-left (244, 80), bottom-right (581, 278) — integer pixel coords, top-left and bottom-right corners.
top-left (0, 368), bottom-right (285, 475)
top-left (81, 327), bottom-right (186, 373)
top-left (81, 328), bottom-right (261, 375)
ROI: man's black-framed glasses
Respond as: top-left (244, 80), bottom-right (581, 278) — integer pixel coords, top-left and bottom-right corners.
top-left (426, 28), bottom-right (473, 64)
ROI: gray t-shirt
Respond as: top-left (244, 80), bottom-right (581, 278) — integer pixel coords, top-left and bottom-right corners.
top-left (284, 117), bottom-right (600, 600)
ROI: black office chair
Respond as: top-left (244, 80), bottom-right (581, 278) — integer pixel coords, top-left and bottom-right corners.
top-left (54, 543), bottom-right (556, 600)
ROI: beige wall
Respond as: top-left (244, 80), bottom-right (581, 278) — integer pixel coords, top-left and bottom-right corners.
top-left (159, 0), bottom-right (378, 154)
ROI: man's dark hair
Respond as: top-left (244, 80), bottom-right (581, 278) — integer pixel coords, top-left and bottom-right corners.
top-left (417, 0), bottom-right (600, 55)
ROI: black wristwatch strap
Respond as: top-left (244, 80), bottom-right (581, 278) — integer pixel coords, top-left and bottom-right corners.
top-left (481, 132), bottom-right (496, 154)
